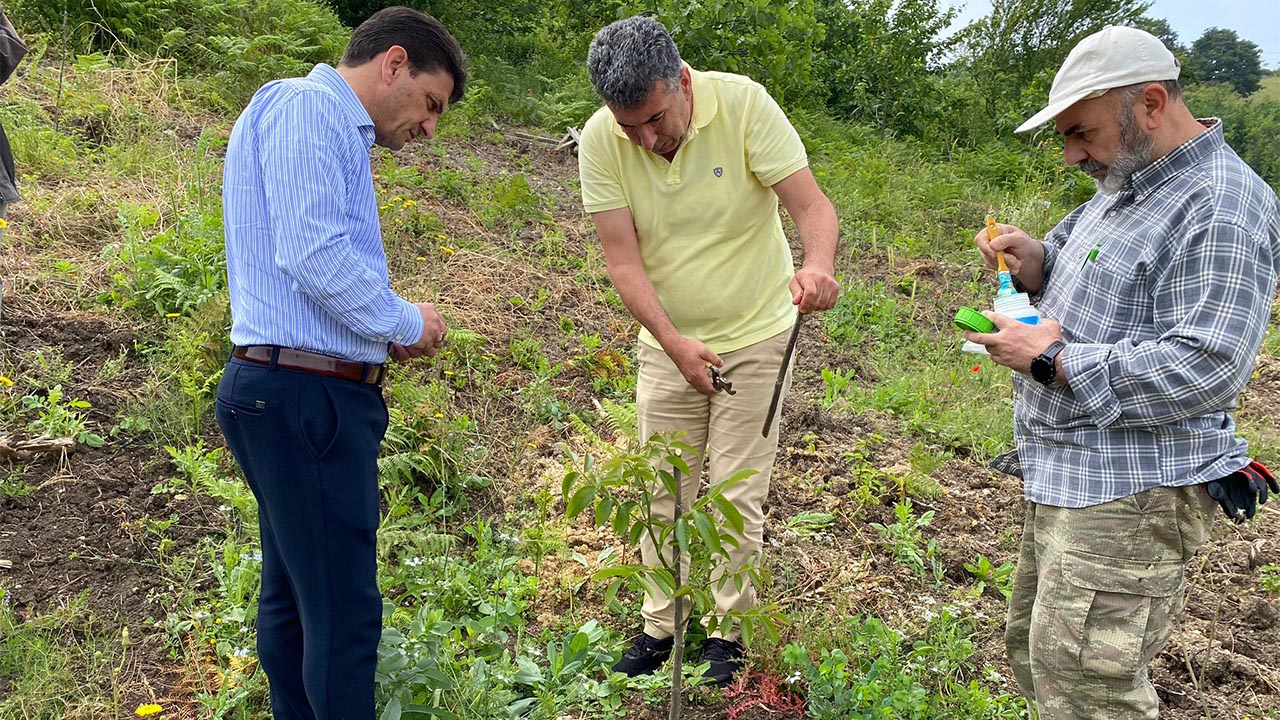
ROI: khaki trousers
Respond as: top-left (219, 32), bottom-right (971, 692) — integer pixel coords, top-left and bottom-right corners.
top-left (1005, 485), bottom-right (1217, 719)
top-left (636, 329), bottom-right (793, 640)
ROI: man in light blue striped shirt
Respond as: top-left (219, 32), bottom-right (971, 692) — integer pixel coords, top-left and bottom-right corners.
top-left (966, 27), bottom-right (1279, 718)
top-left (215, 8), bottom-right (465, 717)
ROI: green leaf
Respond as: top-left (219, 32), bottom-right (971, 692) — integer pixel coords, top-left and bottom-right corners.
top-left (566, 485), bottom-right (596, 518)
top-left (379, 695), bottom-right (402, 720)
top-left (675, 517), bottom-right (690, 555)
top-left (595, 496), bottom-right (614, 526)
top-left (591, 563), bottom-right (645, 580)
top-left (713, 495), bottom-right (746, 534)
top-left (693, 511), bottom-right (722, 557)
top-left (562, 470), bottom-right (580, 501)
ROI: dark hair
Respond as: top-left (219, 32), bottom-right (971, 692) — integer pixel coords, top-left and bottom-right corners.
top-left (340, 6), bottom-right (467, 103)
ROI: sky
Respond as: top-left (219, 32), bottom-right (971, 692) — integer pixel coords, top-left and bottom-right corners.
top-left (945, 0), bottom-right (1280, 69)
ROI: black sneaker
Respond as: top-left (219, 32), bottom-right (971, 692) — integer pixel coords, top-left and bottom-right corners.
top-left (612, 632), bottom-right (674, 677)
top-left (701, 637), bottom-right (744, 686)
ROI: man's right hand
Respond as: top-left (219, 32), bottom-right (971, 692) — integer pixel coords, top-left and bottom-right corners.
top-left (975, 222), bottom-right (1046, 294)
top-left (406, 302), bottom-right (448, 358)
top-left (663, 336), bottom-right (722, 396)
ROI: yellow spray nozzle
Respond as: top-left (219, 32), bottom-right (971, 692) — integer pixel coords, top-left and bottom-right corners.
top-left (986, 216), bottom-right (1009, 272)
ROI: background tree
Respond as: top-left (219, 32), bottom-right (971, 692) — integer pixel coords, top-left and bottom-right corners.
top-left (962, 0), bottom-right (1148, 117)
top-left (626, 0), bottom-right (825, 106)
top-left (1187, 27), bottom-right (1263, 95)
top-left (814, 0), bottom-right (958, 137)
top-left (1130, 16), bottom-right (1183, 55)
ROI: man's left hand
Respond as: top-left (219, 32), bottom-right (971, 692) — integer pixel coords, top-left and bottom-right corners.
top-left (790, 266), bottom-right (839, 313)
top-left (390, 343), bottom-right (426, 362)
top-left (964, 312), bottom-right (1063, 375)
top-left (1206, 461), bottom-right (1278, 523)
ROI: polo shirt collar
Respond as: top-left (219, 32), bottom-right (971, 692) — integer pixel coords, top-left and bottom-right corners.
top-left (609, 63), bottom-right (718, 140)
top-left (309, 63), bottom-right (376, 146)
top-left (1127, 118), bottom-right (1223, 198)
top-left (688, 64), bottom-right (717, 130)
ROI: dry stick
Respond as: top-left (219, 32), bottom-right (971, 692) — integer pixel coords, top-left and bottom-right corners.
top-left (1199, 597), bottom-right (1223, 720)
top-left (668, 465), bottom-right (684, 720)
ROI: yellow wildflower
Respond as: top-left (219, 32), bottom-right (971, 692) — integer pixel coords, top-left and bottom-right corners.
top-left (379, 204), bottom-right (391, 211)
top-left (436, 233), bottom-right (447, 240)
top-left (415, 256), bottom-right (426, 262)
top-left (135, 704), bottom-right (163, 717)
top-left (0, 376), bottom-right (13, 387)
top-left (0, 218), bottom-right (8, 228)
top-left (402, 199), bottom-right (417, 207)
top-left (165, 312), bottom-right (180, 318)
top-left (438, 246), bottom-right (455, 256)
top-left (434, 413), bottom-right (444, 418)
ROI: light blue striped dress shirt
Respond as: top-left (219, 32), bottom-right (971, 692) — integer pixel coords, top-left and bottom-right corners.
top-left (223, 63), bottom-right (423, 364)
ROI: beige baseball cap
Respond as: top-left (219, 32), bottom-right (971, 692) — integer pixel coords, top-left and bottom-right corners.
top-left (1017, 25), bottom-right (1180, 133)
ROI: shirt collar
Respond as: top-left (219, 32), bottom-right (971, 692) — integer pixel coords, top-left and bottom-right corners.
top-left (309, 63), bottom-right (376, 146)
top-left (608, 64), bottom-right (719, 141)
top-left (1127, 118), bottom-right (1223, 198)
top-left (688, 65), bottom-right (717, 130)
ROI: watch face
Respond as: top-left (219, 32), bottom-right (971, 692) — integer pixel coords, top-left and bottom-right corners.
top-left (1032, 356), bottom-right (1054, 385)
top-left (1032, 342), bottom-right (1063, 385)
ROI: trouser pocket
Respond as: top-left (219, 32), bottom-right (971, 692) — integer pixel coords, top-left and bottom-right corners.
top-left (1042, 550), bottom-right (1184, 684)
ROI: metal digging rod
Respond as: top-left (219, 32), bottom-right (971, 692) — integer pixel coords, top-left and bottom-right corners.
top-left (668, 465), bottom-right (684, 720)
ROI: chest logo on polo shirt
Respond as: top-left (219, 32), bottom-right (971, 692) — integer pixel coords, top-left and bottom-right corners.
top-left (713, 167), bottom-right (723, 177)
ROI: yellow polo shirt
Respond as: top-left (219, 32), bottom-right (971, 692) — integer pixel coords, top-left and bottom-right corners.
top-left (578, 67), bottom-right (808, 353)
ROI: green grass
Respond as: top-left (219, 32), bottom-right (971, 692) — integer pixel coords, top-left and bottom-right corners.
top-left (0, 595), bottom-right (130, 718)
top-left (1254, 75), bottom-right (1280, 103)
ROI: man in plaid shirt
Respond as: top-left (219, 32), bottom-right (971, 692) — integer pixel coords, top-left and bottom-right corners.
top-left (965, 27), bottom-right (1280, 718)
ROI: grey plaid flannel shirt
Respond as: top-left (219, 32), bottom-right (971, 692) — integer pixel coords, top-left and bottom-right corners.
top-left (1017, 120), bottom-right (1280, 508)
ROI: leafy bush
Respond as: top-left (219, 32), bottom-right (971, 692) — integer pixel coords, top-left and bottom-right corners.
top-left (105, 202), bottom-right (226, 318)
top-left (815, 0), bottom-right (958, 136)
top-left (9, 0), bottom-right (347, 108)
top-left (1184, 83), bottom-right (1280, 189)
top-left (631, 0), bottom-right (825, 105)
top-left (782, 610), bottom-right (1027, 719)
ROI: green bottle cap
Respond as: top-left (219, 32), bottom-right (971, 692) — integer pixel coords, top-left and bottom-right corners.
top-left (954, 307), bottom-right (996, 333)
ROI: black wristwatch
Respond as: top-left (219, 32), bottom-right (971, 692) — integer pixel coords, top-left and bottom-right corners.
top-left (1031, 341), bottom-right (1066, 386)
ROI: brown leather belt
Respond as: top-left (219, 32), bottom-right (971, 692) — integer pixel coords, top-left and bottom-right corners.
top-left (232, 346), bottom-right (385, 385)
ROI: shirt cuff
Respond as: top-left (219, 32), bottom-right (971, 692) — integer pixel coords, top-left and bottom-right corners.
top-left (1060, 342), bottom-right (1121, 428)
top-left (391, 299), bottom-right (425, 347)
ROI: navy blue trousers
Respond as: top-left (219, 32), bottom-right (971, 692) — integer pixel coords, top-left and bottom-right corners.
top-left (215, 357), bottom-right (387, 719)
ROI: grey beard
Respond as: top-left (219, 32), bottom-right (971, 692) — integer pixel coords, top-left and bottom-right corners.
top-left (1082, 114), bottom-right (1157, 195)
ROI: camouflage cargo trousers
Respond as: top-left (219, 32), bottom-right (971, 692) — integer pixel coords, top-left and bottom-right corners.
top-left (1005, 485), bottom-right (1217, 719)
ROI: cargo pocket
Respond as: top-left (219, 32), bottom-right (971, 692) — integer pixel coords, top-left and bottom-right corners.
top-left (1060, 551), bottom-right (1184, 684)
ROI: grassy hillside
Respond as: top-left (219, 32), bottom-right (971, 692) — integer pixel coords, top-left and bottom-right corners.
top-left (1255, 75), bottom-right (1280, 103)
top-left (2, 22), bottom-right (1279, 720)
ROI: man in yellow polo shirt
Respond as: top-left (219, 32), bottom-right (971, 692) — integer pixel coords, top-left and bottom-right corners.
top-left (578, 16), bottom-right (840, 685)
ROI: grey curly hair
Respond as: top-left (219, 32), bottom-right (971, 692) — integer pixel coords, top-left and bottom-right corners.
top-left (587, 16), bottom-right (682, 109)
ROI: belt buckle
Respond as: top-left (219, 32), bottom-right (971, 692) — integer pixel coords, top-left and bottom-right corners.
top-left (364, 364), bottom-right (385, 385)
